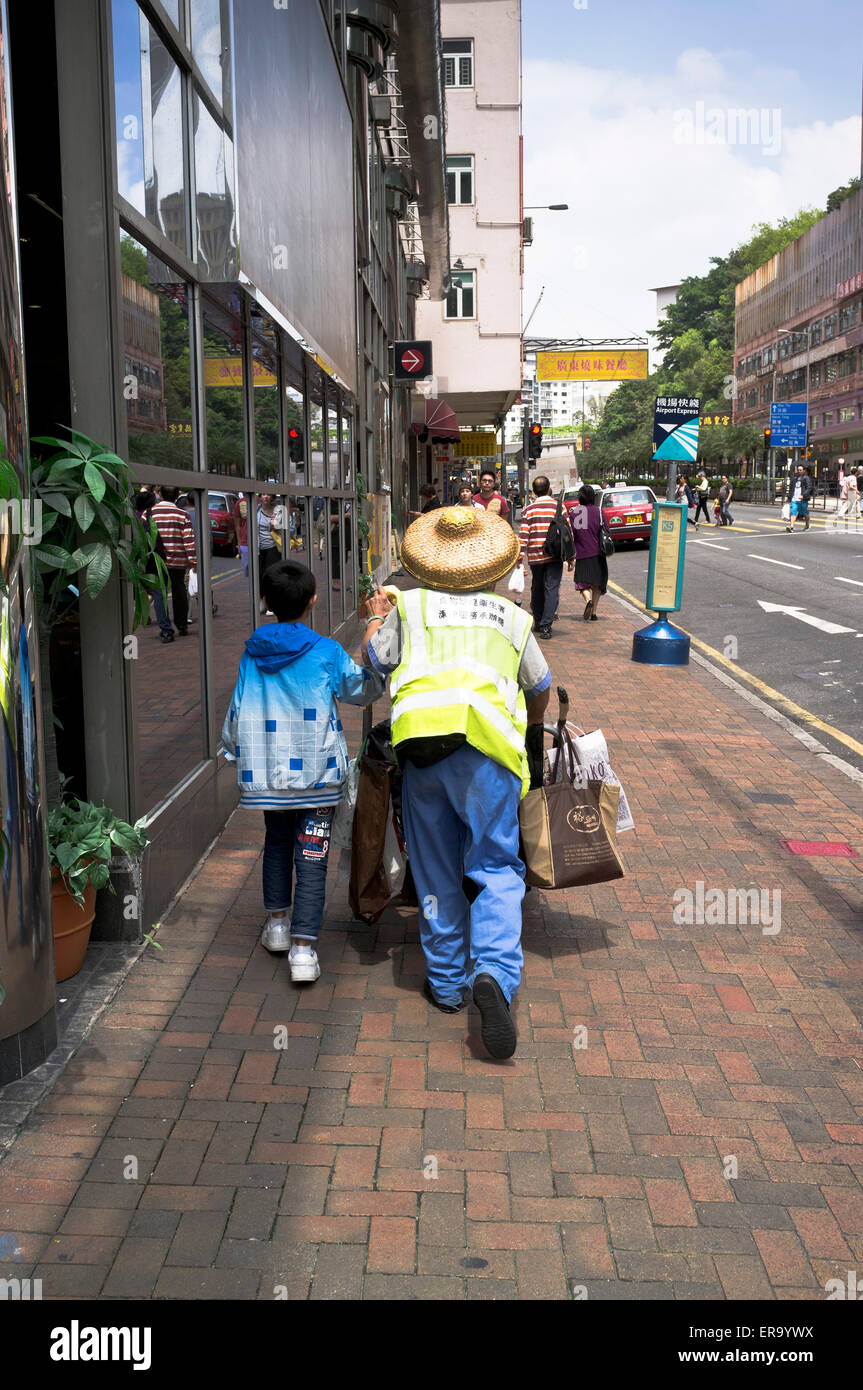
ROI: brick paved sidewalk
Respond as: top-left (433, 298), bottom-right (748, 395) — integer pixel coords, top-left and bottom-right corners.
top-left (2, 582), bottom-right (862, 1301)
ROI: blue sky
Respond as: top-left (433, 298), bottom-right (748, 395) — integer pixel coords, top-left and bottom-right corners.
top-left (524, 0), bottom-right (863, 128)
top-left (521, 0), bottom-right (863, 341)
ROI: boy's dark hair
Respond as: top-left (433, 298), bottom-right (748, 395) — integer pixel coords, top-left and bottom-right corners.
top-left (577, 483), bottom-right (595, 506)
top-left (419, 483), bottom-right (437, 499)
top-left (479, 468), bottom-right (497, 483)
top-left (262, 559), bottom-right (316, 621)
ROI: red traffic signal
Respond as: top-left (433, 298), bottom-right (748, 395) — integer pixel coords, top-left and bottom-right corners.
top-left (528, 422), bottom-right (543, 459)
top-left (288, 426), bottom-right (304, 463)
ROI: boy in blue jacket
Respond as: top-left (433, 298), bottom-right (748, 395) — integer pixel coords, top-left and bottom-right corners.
top-left (222, 560), bottom-right (384, 983)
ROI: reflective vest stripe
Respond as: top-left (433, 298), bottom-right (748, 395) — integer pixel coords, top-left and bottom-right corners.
top-left (391, 658), bottom-right (519, 713)
top-left (392, 687), bottom-right (526, 754)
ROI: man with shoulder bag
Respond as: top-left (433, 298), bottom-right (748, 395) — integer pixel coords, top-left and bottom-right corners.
top-left (516, 476), bottom-right (573, 639)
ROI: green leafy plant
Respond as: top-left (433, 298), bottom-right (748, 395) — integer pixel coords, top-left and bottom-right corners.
top-left (47, 793), bottom-right (148, 908)
top-left (31, 429), bottom-right (168, 630)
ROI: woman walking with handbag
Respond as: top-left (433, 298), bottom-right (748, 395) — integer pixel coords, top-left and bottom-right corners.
top-left (569, 483), bottom-right (609, 620)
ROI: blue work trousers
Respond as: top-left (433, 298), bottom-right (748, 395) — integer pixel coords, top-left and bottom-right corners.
top-left (401, 744), bottom-right (525, 1007)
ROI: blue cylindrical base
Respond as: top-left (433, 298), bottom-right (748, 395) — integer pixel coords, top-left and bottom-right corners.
top-left (632, 615), bottom-right (690, 666)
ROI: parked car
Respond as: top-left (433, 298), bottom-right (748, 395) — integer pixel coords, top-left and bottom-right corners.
top-left (599, 485), bottom-right (658, 544)
top-left (208, 491), bottom-right (239, 554)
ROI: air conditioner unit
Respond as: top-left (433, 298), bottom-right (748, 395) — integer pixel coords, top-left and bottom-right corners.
top-left (522, 216), bottom-right (533, 246)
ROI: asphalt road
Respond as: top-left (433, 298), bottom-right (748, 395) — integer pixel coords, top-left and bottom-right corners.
top-left (605, 501), bottom-right (863, 770)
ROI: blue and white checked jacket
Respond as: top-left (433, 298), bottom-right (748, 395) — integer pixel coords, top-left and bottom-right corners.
top-left (221, 623), bottom-right (384, 810)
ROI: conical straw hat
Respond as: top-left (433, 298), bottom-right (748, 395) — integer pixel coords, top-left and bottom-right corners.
top-left (400, 505), bottom-right (520, 592)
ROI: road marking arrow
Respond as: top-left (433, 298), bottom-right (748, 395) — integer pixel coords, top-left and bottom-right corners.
top-left (757, 601), bottom-right (856, 634)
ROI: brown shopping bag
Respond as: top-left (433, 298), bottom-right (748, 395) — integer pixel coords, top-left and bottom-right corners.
top-left (518, 726), bottom-right (625, 889)
top-left (348, 721), bottom-right (408, 924)
top-left (349, 757), bottom-right (395, 924)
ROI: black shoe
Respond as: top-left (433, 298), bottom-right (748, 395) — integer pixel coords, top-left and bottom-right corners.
top-left (159, 632), bottom-right (174, 644)
top-left (176, 627), bottom-right (189, 636)
top-left (590, 612), bottom-right (598, 620)
top-left (537, 626), bottom-right (553, 639)
top-left (422, 979), bottom-right (464, 1014)
top-left (473, 973), bottom-right (517, 1059)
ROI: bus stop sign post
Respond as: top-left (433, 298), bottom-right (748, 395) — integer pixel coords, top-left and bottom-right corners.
top-left (632, 501), bottom-right (690, 666)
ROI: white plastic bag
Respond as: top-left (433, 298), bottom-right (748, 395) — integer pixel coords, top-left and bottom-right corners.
top-left (549, 722), bottom-right (635, 834)
top-left (188, 568), bottom-right (198, 598)
top-left (382, 811), bottom-right (407, 896)
top-left (331, 757), bottom-right (360, 853)
top-left (780, 501), bottom-right (791, 521)
top-left (507, 565), bottom-right (525, 595)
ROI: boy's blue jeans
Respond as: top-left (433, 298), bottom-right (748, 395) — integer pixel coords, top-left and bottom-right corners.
top-left (262, 808), bottom-right (333, 939)
top-left (401, 744), bottom-right (525, 1007)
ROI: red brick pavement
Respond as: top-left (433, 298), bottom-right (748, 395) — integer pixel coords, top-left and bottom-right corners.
top-left (2, 581), bottom-right (863, 1300)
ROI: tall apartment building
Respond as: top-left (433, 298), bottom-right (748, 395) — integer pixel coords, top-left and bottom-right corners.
top-left (733, 189), bottom-right (863, 476)
top-left (415, 0), bottom-right (522, 489)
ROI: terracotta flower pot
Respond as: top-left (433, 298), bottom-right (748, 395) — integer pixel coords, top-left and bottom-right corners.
top-left (50, 867), bottom-right (96, 983)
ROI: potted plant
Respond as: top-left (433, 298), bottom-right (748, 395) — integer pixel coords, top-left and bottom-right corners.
top-left (47, 792), bottom-right (148, 982)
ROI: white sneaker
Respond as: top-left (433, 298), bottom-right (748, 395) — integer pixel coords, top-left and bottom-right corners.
top-left (289, 941), bottom-right (320, 983)
top-left (261, 917), bottom-right (291, 953)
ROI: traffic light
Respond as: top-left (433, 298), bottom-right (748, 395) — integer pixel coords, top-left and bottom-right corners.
top-left (528, 422), bottom-right (543, 459)
top-left (763, 427), bottom-right (771, 449)
top-left (288, 427), bottom-right (304, 464)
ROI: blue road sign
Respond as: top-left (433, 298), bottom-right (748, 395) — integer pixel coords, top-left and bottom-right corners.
top-left (770, 402), bottom-right (807, 447)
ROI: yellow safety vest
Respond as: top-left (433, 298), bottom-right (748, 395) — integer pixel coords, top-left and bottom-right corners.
top-left (390, 588), bottom-right (532, 796)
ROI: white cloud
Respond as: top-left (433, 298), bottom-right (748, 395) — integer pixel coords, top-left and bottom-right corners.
top-left (523, 49), bottom-right (862, 349)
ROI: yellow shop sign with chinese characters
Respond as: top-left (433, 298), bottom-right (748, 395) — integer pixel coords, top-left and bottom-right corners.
top-left (536, 350), bottom-right (648, 382)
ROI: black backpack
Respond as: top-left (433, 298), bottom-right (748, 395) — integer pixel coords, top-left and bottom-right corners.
top-left (543, 495), bottom-right (576, 562)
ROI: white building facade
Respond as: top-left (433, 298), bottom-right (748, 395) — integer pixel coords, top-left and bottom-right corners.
top-left (416, 0), bottom-right (523, 436)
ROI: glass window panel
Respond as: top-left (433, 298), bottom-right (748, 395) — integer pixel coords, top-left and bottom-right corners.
top-left (112, 0), bottom-right (146, 216)
top-left (194, 95), bottom-right (237, 279)
top-left (327, 399), bottom-right (339, 488)
top-left (121, 232), bottom-right (194, 473)
top-left (341, 409), bottom-right (353, 487)
top-left (190, 0), bottom-right (227, 106)
top-left (285, 382), bottom-right (305, 487)
top-left (341, 501), bottom-right (356, 622)
top-left (202, 288), bottom-right (246, 476)
top-left (308, 368), bottom-right (325, 487)
top-left (328, 496), bottom-right (345, 627)
top-left (251, 313), bottom-right (281, 482)
top-left (159, 0), bottom-right (180, 26)
top-left (114, 3), bottom-right (187, 252)
top-left (308, 491), bottom-right (329, 631)
top-left (255, 492), bottom-right (283, 618)
top-left (132, 479), bottom-right (205, 812)
top-left (287, 494), bottom-right (309, 561)
top-left (210, 486), bottom-right (255, 775)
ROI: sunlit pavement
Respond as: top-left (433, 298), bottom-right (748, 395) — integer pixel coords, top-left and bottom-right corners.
top-left (1, 580), bottom-right (862, 1300)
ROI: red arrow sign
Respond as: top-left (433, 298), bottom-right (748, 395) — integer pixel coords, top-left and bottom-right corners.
top-left (400, 348), bottom-right (425, 374)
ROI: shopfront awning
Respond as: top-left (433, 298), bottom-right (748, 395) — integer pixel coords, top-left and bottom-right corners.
top-left (411, 395), bottom-right (460, 443)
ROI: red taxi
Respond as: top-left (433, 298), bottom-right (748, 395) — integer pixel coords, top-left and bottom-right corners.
top-left (600, 486), bottom-right (657, 544)
top-left (208, 490), bottom-right (239, 555)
